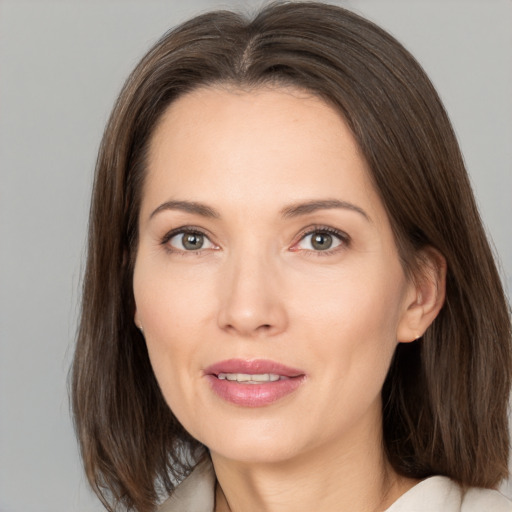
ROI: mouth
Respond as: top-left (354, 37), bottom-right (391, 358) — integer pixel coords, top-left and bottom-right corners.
top-left (203, 359), bottom-right (305, 407)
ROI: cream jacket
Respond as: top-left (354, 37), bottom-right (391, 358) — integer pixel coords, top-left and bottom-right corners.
top-left (158, 459), bottom-right (512, 512)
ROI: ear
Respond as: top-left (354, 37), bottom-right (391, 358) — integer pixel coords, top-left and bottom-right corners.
top-left (396, 247), bottom-right (447, 343)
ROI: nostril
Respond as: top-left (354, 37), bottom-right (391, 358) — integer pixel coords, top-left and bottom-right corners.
top-left (257, 324), bottom-right (273, 333)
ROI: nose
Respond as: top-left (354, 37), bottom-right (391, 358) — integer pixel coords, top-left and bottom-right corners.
top-left (217, 251), bottom-right (288, 338)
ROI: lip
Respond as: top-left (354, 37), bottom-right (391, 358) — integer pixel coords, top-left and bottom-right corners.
top-left (203, 359), bottom-right (306, 407)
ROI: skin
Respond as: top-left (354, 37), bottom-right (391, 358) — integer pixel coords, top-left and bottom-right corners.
top-left (133, 85), bottom-right (445, 512)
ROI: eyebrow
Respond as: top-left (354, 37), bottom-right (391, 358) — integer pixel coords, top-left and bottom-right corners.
top-left (280, 199), bottom-right (371, 222)
top-left (149, 198), bottom-right (370, 222)
top-left (150, 200), bottom-right (221, 220)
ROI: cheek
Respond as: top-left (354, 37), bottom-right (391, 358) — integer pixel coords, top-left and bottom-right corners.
top-left (295, 258), bottom-right (405, 336)
top-left (293, 262), bottom-right (406, 386)
top-left (133, 260), bottom-right (205, 394)
top-left (134, 254), bottom-right (216, 334)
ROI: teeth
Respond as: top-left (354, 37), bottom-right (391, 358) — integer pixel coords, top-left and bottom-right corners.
top-left (217, 373), bottom-right (282, 383)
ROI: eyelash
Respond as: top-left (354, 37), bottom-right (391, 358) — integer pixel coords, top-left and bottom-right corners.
top-left (161, 226), bottom-right (215, 256)
top-left (160, 225), bottom-right (350, 256)
top-left (292, 225), bottom-right (350, 256)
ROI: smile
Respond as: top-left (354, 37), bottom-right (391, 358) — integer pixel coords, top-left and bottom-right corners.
top-left (204, 359), bottom-right (305, 407)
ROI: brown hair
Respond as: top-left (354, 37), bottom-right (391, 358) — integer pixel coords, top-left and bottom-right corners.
top-left (71, 2), bottom-right (512, 511)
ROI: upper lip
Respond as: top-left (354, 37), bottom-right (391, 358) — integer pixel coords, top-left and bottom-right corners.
top-left (203, 359), bottom-right (305, 378)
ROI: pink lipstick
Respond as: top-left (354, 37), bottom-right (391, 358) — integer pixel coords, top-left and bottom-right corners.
top-left (203, 359), bottom-right (305, 407)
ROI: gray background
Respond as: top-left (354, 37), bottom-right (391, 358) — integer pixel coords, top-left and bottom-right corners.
top-left (0, 1), bottom-right (510, 511)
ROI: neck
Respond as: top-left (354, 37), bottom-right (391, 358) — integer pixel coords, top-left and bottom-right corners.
top-left (212, 415), bottom-right (417, 512)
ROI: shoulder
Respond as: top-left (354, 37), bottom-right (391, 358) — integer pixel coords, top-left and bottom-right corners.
top-left (386, 476), bottom-right (512, 512)
top-left (157, 463), bottom-right (512, 512)
top-left (157, 458), bottom-right (216, 512)
top-left (462, 486), bottom-right (512, 511)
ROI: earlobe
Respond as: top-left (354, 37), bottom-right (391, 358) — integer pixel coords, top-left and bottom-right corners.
top-left (134, 310), bottom-right (143, 332)
top-left (397, 247), bottom-right (447, 343)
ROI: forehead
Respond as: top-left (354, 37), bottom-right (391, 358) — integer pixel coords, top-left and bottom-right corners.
top-left (149, 85), bottom-right (362, 164)
top-left (143, 85), bottom-right (383, 222)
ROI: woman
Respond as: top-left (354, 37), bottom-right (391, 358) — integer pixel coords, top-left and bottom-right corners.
top-left (71, 2), bottom-right (512, 511)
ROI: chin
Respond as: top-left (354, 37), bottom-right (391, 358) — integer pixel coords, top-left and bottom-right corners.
top-left (210, 439), bottom-right (300, 465)
top-left (196, 416), bottom-right (309, 465)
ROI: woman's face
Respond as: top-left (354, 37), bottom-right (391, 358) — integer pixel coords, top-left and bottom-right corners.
top-left (133, 86), bottom-right (418, 464)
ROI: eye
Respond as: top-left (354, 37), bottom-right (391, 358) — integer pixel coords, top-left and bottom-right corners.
top-left (166, 230), bottom-right (216, 252)
top-left (294, 228), bottom-right (347, 252)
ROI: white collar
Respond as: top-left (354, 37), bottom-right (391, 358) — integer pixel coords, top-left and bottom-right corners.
top-left (158, 458), bottom-right (215, 512)
top-left (158, 458), bottom-right (512, 512)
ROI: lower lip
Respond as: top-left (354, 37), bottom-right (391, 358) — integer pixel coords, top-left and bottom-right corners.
top-left (205, 375), bottom-right (305, 407)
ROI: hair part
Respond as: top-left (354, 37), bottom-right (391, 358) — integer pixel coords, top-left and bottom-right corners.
top-left (72, 3), bottom-right (512, 511)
